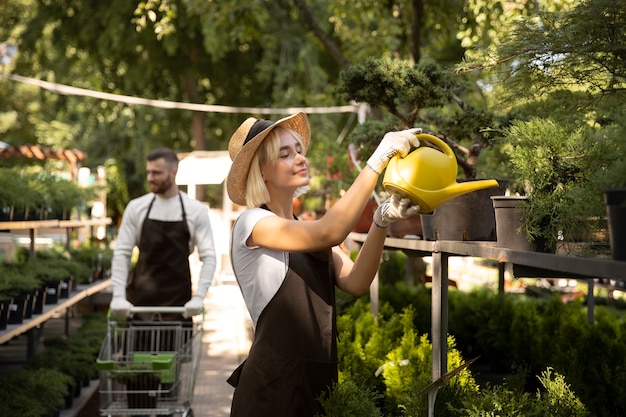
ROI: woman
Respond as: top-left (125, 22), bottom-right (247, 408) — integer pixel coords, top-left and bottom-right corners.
top-left (225, 112), bottom-right (421, 416)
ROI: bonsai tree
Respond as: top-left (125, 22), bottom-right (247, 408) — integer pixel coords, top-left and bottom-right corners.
top-left (504, 118), bottom-right (618, 252)
top-left (337, 57), bottom-right (510, 181)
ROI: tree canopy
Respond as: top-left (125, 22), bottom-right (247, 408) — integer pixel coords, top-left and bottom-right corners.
top-left (1, 0), bottom-right (624, 219)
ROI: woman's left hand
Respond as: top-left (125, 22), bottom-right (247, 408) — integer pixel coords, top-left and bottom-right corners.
top-left (373, 194), bottom-right (420, 228)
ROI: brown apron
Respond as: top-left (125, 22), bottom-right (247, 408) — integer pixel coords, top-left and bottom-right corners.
top-left (127, 193), bottom-right (191, 321)
top-left (228, 248), bottom-right (338, 417)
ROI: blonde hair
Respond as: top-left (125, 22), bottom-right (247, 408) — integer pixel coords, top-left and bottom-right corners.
top-left (245, 127), bottom-right (305, 207)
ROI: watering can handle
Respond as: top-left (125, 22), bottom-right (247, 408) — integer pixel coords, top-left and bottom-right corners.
top-left (415, 133), bottom-right (454, 159)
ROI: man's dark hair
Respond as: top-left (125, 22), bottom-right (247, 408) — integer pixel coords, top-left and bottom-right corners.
top-left (146, 148), bottom-right (179, 167)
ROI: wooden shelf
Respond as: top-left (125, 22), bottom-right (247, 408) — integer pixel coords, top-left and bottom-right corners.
top-left (0, 218), bottom-right (111, 231)
top-left (0, 279), bottom-right (111, 345)
top-left (0, 219), bottom-right (113, 352)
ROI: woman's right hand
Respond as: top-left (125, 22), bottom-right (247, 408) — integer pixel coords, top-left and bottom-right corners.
top-left (366, 128), bottom-right (422, 174)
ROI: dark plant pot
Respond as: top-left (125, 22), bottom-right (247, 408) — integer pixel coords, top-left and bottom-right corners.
top-left (46, 207), bottom-right (60, 220)
top-left (388, 215), bottom-right (423, 238)
top-left (604, 188), bottom-right (626, 261)
top-left (30, 206), bottom-right (45, 221)
top-left (492, 196), bottom-right (553, 253)
top-left (64, 383), bottom-right (75, 409)
top-left (0, 206), bottom-right (11, 221)
top-left (73, 381), bottom-right (82, 398)
top-left (23, 289), bottom-right (38, 319)
top-left (45, 281), bottom-right (62, 305)
top-left (421, 179), bottom-right (508, 241)
top-left (46, 408), bottom-right (61, 417)
top-left (8, 292), bottom-right (30, 324)
top-left (59, 277), bottom-right (74, 299)
top-left (60, 208), bottom-right (70, 221)
top-left (33, 286), bottom-right (48, 314)
top-left (0, 298), bottom-right (12, 330)
top-left (12, 205), bottom-right (28, 221)
top-left (126, 378), bottom-right (159, 409)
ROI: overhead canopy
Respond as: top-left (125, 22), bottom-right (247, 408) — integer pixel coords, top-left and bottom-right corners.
top-left (176, 150), bottom-right (232, 185)
top-left (0, 142), bottom-right (88, 163)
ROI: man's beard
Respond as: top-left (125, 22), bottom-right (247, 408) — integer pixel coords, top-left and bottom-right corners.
top-left (150, 179), bottom-right (172, 194)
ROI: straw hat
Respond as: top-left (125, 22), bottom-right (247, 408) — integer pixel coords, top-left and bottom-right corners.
top-left (226, 112), bottom-right (310, 206)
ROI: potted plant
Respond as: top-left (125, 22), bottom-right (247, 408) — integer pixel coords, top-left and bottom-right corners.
top-left (602, 140), bottom-right (626, 260)
top-left (28, 342), bottom-right (95, 406)
top-left (43, 338), bottom-right (99, 389)
top-left (0, 368), bottom-right (72, 417)
top-left (0, 168), bottom-right (43, 221)
top-left (18, 259), bottom-right (70, 305)
top-left (100, 357), bottom-right (174, 410)
top-left (112, 364), bottom-right (161, 409)
top-left (0, 266), bottom-right (15, 330)
top-left (500, 117), bottom-right (617, 253)
top-left (70, 245), bottom-right (114, 282)
top-left (37, 175), bottom-right (86, 220)
top-left (0, 168), bottom-right (21, 221)
top-left (0, 264), bottom-right (41, 324)
top-left (34, 257), bottom-right (80, 297)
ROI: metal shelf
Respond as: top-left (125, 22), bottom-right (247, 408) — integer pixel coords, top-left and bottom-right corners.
top-left (347, 232), bottom-right (626, 386)
top-left (349, 232), bottom-right (626, 280)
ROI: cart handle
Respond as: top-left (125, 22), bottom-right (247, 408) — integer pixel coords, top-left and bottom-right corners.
top-left (106, 305), bottom-right (205, 320)
top-left (130, 306), bottom-right (186, 314)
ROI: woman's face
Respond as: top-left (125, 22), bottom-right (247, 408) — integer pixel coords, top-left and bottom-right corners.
top-left (261, 130), bottom-right (309, 194)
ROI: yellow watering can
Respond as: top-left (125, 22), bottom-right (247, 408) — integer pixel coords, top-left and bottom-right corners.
top-left (382, 133), bottom-right (499, 213)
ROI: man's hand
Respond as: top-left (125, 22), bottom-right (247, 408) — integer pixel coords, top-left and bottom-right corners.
top-left (373, 194), bottom-right (421, 228)
top-left (183, 296), bottom-right (205, 318)
top-left (366, 128), bottom-right (422, 175)
top-left (110, 297), bottom-right (133, 318)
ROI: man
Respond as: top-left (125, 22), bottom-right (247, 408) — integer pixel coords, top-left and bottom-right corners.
top-left (110, 148), bottom-right (217, 320)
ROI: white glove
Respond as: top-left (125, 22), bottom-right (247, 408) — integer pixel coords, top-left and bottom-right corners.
top-left (110, 297), bottom-right (133, 318)
top-left (373, 194), bottom-right (421, 228)
top-left (183, 295), bottom-right (205, 318)
top-left (366, 128), bottom-right (422, 174)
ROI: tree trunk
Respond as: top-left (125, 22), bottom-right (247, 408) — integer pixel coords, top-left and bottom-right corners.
top-left (184, 73), bottom-right (207, 202)
top-left (410, 0), bottom-right (424, 64)
top-left (291, 0), bottom-right (351, 69)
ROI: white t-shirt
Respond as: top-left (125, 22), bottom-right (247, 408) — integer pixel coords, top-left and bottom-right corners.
top-left (230, 208), bottom-right (288, 327)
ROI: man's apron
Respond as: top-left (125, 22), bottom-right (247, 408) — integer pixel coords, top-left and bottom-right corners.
top-left (127, 193), bottom-right (191, 321)
top-left (228, 248), bottom-right (338, 417)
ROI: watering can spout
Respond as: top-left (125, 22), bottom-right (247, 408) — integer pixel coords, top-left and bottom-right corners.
top-left (437, 179), bottom-right (499, 207)
top-left (384, 178), bottom-right (499, 214)
top-left (382, 133), bottom-right (500, 213)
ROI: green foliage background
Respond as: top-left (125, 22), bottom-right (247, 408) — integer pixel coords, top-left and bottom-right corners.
top-left (5, 0), bottom-right (616, 219)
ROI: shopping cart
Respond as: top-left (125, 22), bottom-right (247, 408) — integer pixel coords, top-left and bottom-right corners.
top-left (97, 306), bottom-right (203, 417)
